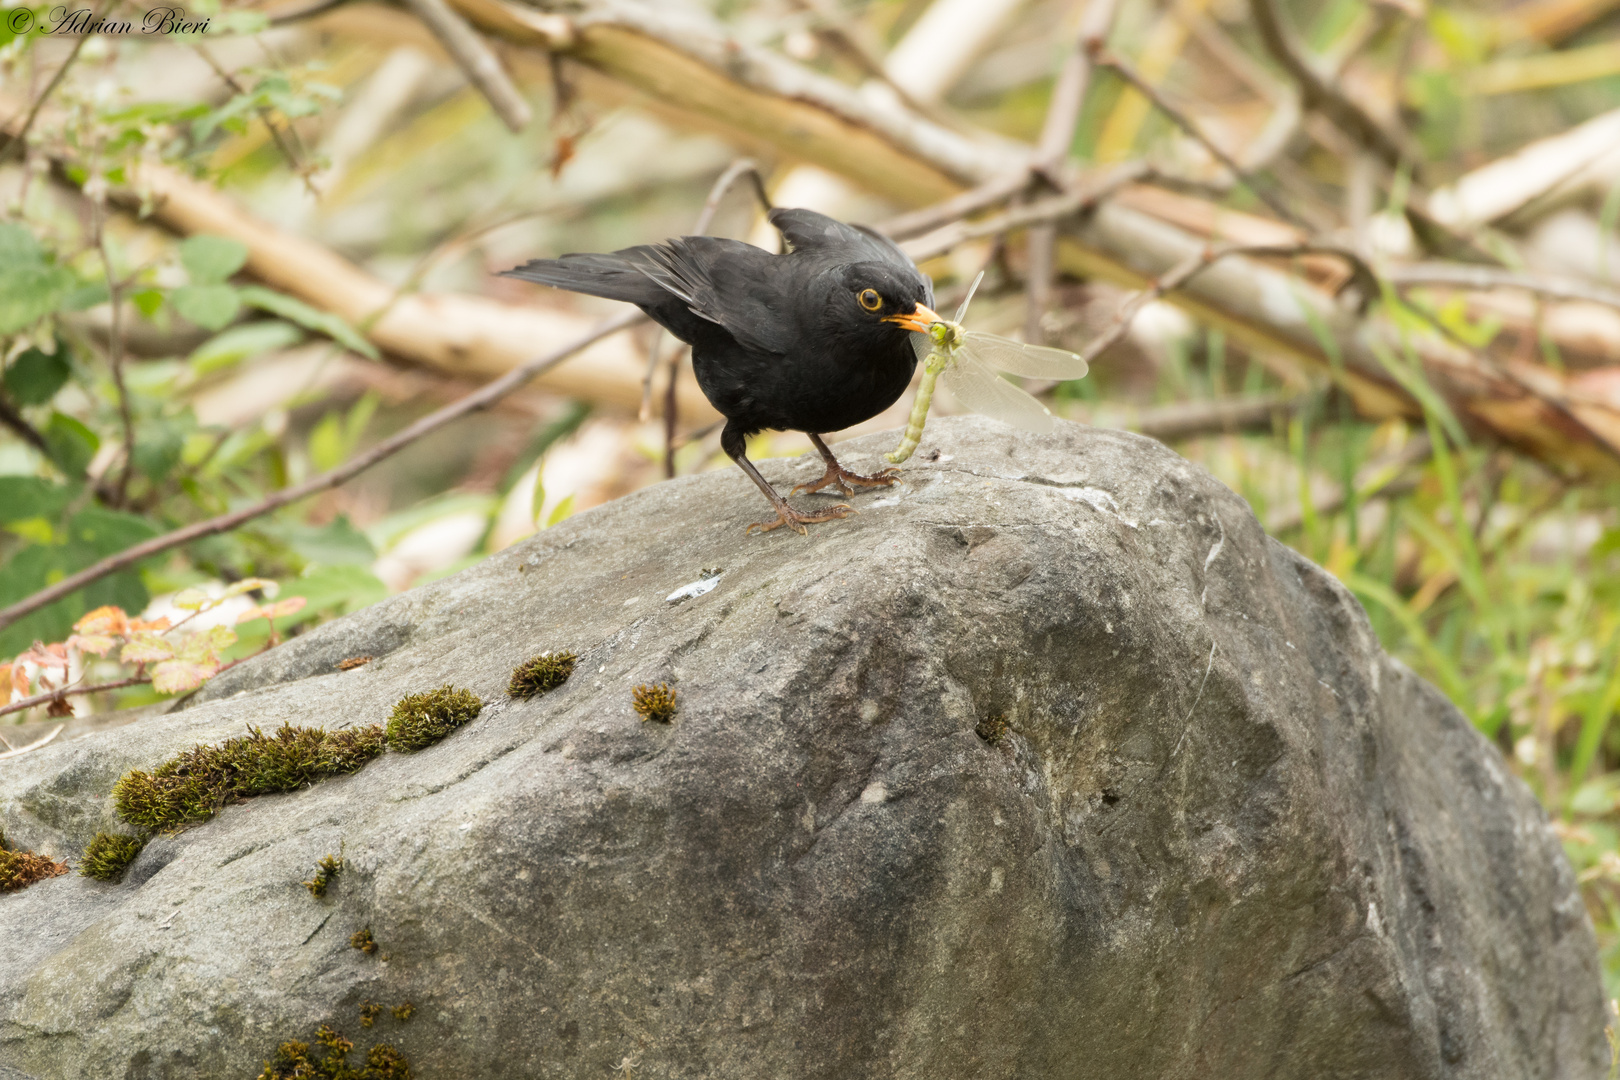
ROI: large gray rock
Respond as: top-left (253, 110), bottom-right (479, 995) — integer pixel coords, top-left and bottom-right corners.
top-left (0, 417), bottom-right (1605, 1079)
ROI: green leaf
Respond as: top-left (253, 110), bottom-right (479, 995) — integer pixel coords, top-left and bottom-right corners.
top-left (0, 477), bottom-right (77, 523)
top-left (131, 288), bottom-right (165, 318)
top-left (0, 223), bottom-right (43, 264)
top-left (0, 507), bottom-right (158, 660)
top-left (172, 284), bottom-right (241, 330)
top-left (4, 346), bottom-right (71, 405)
top-left (238, 285), bottom-right (378, 360)
top-left (63, 283), bottom-right (110, 311)
top-left (189, 320), bottom-right (303, 376)
top-left (281, 515), bottom-right (376, 567)
top-left (44, 412), bottom-right (99, 477)
top-left (308, 412), bottom-right (346, 473)
top-left (180, 235), bottom-right (249, 285)
top-left (0, 262), bottom-right (76, 335)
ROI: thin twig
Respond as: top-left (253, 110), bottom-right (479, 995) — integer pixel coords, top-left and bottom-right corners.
top-left (0, 27), bottom-right (92, 167)
top-left (664, 346), bottom-right (682, 478)
top-left (1034, 0), bottom-right (1122, 177)
top-left (94, 207), bottom-right (137, 506)
top-left (1247, 0), bottom-right (1419, 176)
top-left (0, 680), bottom-right (147, 722)
top-left (0, 395), bottom-right (51, 456)
top-left (1090, 46), bottom-right (1305, 229)
top-left (0, 725), bottom-right (65, 759)
top-left (897, 162), bottom-right (1152, 261)
top-left (0, 313), bottom-right (644, 636)
top-left (194, 45), bottom-right (317, 196)
top-left (1386, 264), bottom-right (1620, 311)
top-left (873, 171), bottom-right (1035, 240)
top-left (401, 0), bottom-right (532, 132)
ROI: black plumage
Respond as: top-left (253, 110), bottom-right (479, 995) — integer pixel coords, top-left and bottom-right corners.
top-left (500, 208), bottom-right (938, 534)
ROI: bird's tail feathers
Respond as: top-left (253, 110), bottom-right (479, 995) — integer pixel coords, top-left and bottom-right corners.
top-left (499, 250), bottom-right (668, 306)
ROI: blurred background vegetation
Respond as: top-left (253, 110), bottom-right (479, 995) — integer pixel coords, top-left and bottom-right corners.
top-left (3, 0), bottom-right (1620, 996)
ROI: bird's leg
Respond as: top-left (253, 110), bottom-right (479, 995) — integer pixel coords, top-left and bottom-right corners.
top-left (723, 424), bottom-right (853, 536)
top-left (792, 434), bottom-right (901, 497)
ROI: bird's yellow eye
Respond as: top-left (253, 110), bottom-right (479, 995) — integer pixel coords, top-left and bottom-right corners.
top-left (858, 288), bottom-right (882, 312)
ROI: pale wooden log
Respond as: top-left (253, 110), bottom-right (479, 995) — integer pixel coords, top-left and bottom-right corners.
top-left (122, 159), bottom-right (717, 420)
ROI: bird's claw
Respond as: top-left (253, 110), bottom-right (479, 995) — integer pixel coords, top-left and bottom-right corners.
top-left (791, 463), bottom-right (901, 497)
top-left (747, 502), bottom-right (855, 536)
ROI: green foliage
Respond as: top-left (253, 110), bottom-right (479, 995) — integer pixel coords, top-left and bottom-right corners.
top-left (304, 853), bottom-right (344, 898)
top-left (386, 685), bottom-right (483, 751)
top-left (0, 224), bottom-right (77, 335)
top-left (508, 650), bottom-right (577, 699)
top-left (78, 832), bottom-right (147, 883)
top-left (111, 723), bottom-right (388, 831)
top-left (632, 683), bottom-right (678, 724)
top-left (180, 235), bottom-right (250, 284)
top-left (238, 285), bottom-right (378, 359)
top-left (3, 345), bottom-right (71, 405)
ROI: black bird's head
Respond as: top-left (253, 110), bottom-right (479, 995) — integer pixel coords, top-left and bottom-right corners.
top-left (831, 262), bottom-right (939, 353)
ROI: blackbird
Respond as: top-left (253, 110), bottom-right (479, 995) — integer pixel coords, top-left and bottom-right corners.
top-left (500, 208), bottom-right (940, 534)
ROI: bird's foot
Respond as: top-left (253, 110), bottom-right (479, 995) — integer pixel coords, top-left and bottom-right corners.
top-left (747, 502), bottom-right (855, 536)
top-left (791, 462), bottom-right (900, 497)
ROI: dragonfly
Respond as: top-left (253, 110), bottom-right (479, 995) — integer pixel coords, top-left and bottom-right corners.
top-left (884, 272), bottom-right (1090, 464)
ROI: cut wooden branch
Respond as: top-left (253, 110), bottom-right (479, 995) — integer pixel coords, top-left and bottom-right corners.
top-left (1427, 107), bottom-right (1620, 229)
top-left (400, 0), bottom-right (532, 132)
top-left (0, 313), bottom-right (644, 636)
top-left (434, 0), bottom-right (1017, 202)
top-left (107, 157), bottom-right (715, 419)
top-left (1387, 264), bottom-right (1620, 312)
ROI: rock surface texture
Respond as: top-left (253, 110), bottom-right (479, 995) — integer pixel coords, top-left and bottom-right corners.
top-left (0, 417), bottom-right (1605, 1079)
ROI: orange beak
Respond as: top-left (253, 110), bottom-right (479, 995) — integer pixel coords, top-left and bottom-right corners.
top-left (883, 302), bottom-right (942, 333)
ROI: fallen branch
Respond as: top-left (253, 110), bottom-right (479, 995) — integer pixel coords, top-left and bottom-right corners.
top-left (1386, 264), bottom-right (1620, 311)
top-left (0, 681), bottom-right (146, 723)
top-left (0, 313), bottom-right (643, 636)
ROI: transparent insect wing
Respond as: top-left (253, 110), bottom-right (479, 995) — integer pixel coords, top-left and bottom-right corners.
top-left (910, 331), bottom-right (935, 366)
top-left (953, 271), bottom-right (986, 324)
top-left (958, 331), bottom-right (1089, 379)
top-left (940, 353), bottom-right (1056, 434)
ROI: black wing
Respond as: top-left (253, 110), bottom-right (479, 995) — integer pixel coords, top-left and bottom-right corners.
top-left (769, 208), bottom-right (918, 273)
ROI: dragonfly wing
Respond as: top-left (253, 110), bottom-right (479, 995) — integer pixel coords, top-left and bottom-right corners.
top-left (942, 354), bottom-right (1055, 434)
top-left (911, 331), bottom-right (934, 366)
top-left (959, 331), bottom-right (1089, 379)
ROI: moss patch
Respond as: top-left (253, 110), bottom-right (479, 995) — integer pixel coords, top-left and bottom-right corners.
top-left (385, 685), bottom-right (482, 752)
top-left (305, 853), bottom-right (344, 898)
top-left (391, 1002), bottom-right (414, 1022)
top-left (112, 722), bottom-right (388, 831)
top-left (632, 683), bottom-right (678, 724)
top-left (0, 831), bottom-right (68, 893)
top-left (256, 1024), bottom-right (410, 1080)
top-left (508, 650), bottom-right (577, 699)
top-left (359, 1001), bottom-right (382, 1028)
top-left (350, 927), bottom-right (377, 954)
top-left (78, 832), bottom-right (147, 882)
top-left (975, 714), bottom-right (1010, 745)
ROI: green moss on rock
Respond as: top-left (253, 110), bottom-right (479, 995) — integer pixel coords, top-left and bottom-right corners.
top-left (304, 853), bottom-right (344, 898)
top-left (632, 683), bottom-right (678, 724)
top-left (508, 650), bottom-right (577, 699)
top-left (111, 722), bottom-right (388, 831)
top-left (78, 832), bottom-right (147, 882)
top-left (256, 1023), bottom-right (410, 1079)
top-left (385, 685), bottom-right (482, 751)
